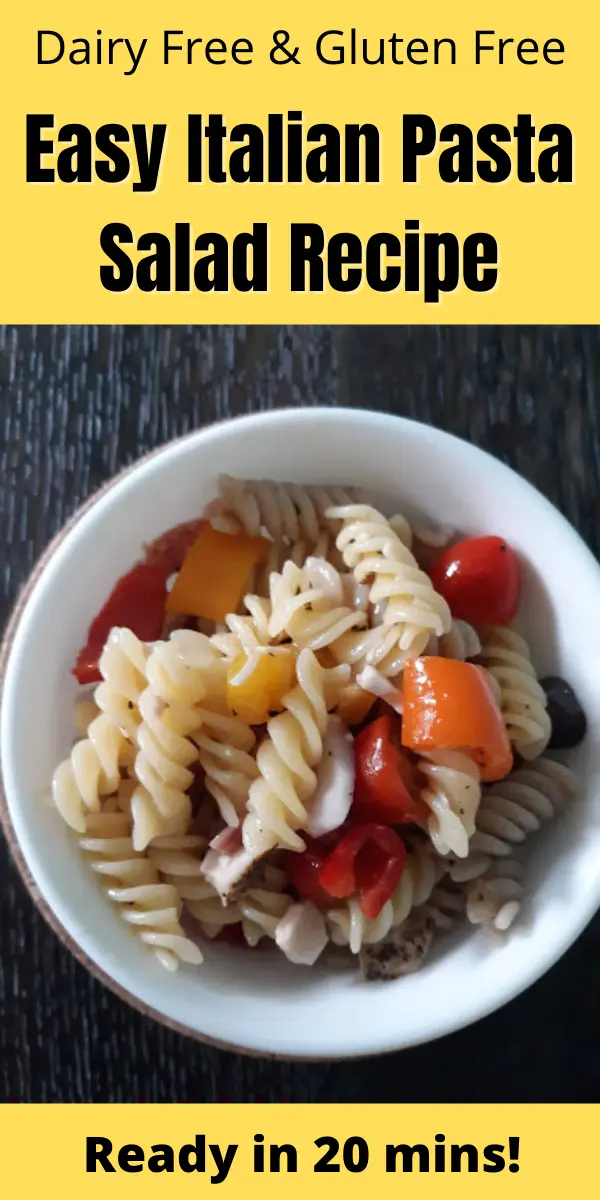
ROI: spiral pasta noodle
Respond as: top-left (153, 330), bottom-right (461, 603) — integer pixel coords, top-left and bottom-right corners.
top-left (147, 832), bottom-right (209, 896)
top-left (52, 628), bottom-right (150, 833)
top-left (327, 897), bottom-right (395, 955)
top-left (78, 806), bottom-right (203, 972)
top-left (130, 632), bottom-right (230, 849)
top-left (73, 695), bottom-right (101, 736)
top-left (330, 879), bottom-right (465, 964)
top-left (326, 504), bottom-right (452, 675)
top-left (244, 530), bottom-right (334, 602)
top-left (52, 717), bottom-right (126, 833)
top-left (207, 476), bottom-right (359, 544)
top-left (466, 859), bottom-right (525, 932)
top-left (242, 648), bottom-right (350, 855)
top-left (450, 757), bottom-right (578, 883)
top-left (94, 626), bottom-right (150, 739)
top-left (429, 619), bottom-right (481, 662)
top-left (477, 626), bottom-right (551, 760)
top-left (144, 629), bottom-right (228, 709)
top-left (421, 880), bottom-right (468, 930)
top-left (418, 750), bottom-right (481, 859)
top-left (132, 690), bottom-right (201, 850)
top-left (450, 759), bottom-right (577, 932)
top-left (268, 559), bottom-right (368, 652)
top-left (221, 596), bottom-right (272, 656)
top-left (237, 886), bottom-right (292, 946)
top-left (390, 849), bottom-right (465, 934)
top-left (213, 594), bottom-right (296, 686)
top-left (388, 839), bottom-right (443, 927)
top-left (192, 710), bottom-right (260, 827)
top-left (388, 511), bottom-right (454, 554)
top-left (187, 865), bottom-right (291, 945)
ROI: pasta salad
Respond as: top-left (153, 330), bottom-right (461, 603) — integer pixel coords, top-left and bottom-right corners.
top-left (51, 477), bottom-right (585, 980)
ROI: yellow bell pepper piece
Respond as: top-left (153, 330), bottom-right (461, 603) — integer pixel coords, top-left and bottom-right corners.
top-left (227, 650), bottom-right (297, 725)
top-left (166, 522), bottom-right (269, 623)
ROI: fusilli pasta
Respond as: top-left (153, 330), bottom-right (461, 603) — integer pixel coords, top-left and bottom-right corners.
top-left (388, 839), bottom-right (443, 926)
top-left (466, 859), bottom-right (525, 932)
top-left (242, 648), bottom-right (350, 855)
top-left (147, 832), bottom-right (209, 899)
top-left (187, 865), bottom-right (292, 946)
top-left (94, 626), bottom-right (149, 739)
top-left (130, 632), bottom-right (230, 849)
top-left (52, 715), bottom-right (127, 833)
top-left (268, 559), bottom-right (367, 651)
top-left (79, 806), bottom-right (203, 971)
top-left (429, 619), bottom-right (481, 661)
top-left (477, 626), bottom-right (551, 759)
top-left (208, 476), bottom-right (359, 545)
top-left (52, 628), bottom-right (149, 832)
top-left (326, 504), bottom-right (452, 675)
top-left (192, 710), bottom-right (260, 827)
top-left (419, 750), bottom-right (481, 859)
top-left (327, 897), bottom-right (395, 955)
top-left (244, 531), bottom-right (334, 602)
top-left (421, 880), bottom-right (468, 930)
top-left (450, 757), bottom-right (578, 881)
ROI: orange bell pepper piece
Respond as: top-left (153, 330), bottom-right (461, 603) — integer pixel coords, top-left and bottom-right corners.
top-left (402, 656), bottom-right (513, 783)
top-left (166, 524), bottom-right (269, 623)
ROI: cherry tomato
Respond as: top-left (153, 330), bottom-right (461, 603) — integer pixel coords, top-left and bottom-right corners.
top-left (353, 714), bottom-right (428, 825)
top-left (429, 536), bottom-right (521, 626)
top-left (283, 840), bottom-right (335, 909)
top-left (72, 562), bottom-right (168, 685)
top-left (319, 823), bottom-right (407, 919)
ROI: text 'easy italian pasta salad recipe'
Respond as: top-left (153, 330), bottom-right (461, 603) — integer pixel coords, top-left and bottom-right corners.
top-left (51, 477), bottom-right (586, 980)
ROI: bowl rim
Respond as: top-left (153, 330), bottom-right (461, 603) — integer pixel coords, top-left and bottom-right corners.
top-left (1, 406), bottom-right (599, 1060)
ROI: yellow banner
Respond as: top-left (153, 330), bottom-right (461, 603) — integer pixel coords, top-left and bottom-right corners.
top-left (1, 0), bottom-right (598, 322)
top-left (1, 1103), bottom-right (588, 1192)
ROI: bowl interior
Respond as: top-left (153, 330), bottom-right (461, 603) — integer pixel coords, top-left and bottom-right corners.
top-left (2, 408), bottom-right (600, 1058)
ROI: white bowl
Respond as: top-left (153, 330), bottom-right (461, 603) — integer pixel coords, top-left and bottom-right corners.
top-left (1, 408), bottom-right (599, 1059)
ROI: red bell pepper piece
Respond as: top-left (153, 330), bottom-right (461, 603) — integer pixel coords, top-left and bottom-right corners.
top-left (319, 824), bottom-right (407, 919)
top-left (143, 519), bottom-right (206, 576)
top-left (282, 833), bottom-right (341, 909)
top-left (72, 562), bottom-right (168, 685)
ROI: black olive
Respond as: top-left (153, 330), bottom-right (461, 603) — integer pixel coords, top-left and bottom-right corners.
top-left (541, 676), bottom-right (587, 749)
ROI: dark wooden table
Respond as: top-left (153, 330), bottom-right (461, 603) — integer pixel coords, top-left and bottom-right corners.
top-left (1, 325), bottom-right (598, 1102)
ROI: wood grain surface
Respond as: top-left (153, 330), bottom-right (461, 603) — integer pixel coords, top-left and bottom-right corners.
top-left (0, 324), bottom-right (598, 1102)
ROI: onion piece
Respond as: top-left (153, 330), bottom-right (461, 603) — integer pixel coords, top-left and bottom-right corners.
top-left (305, 716), bottom-right (355, 838)
top-left (275, 902), bottom-right (328, 965)
top-left (356, 665), bottom-right (403, 715)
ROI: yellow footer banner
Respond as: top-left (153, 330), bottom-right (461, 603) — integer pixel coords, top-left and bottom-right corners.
top-left (0, 1105), bottom-right (584, 1194)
